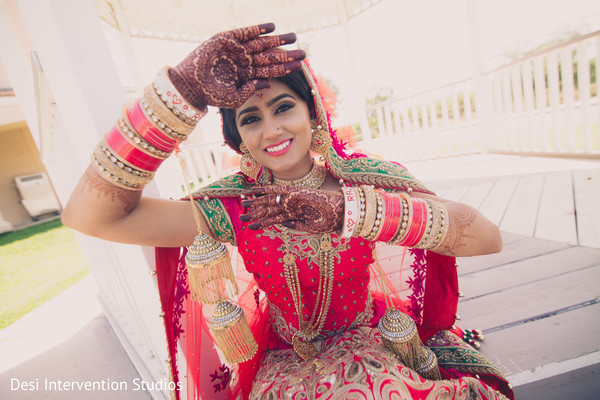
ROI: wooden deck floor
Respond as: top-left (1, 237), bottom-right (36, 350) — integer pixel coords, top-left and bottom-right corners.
top-left (380, 155), bottom-right (600, 398)
top-left (430, 168), bottom-right (600, 248)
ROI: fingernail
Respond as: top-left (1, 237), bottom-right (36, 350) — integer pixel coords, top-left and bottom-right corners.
top-left (241, 200), bottom-right (253, 207)
top-left (284, 61), bottom-right (302, 74)
top-left (239, 214), bottom-right (250, 222)
top-left (288, 49), bottom-right (306, 61)
top-left (252, 187), bottom-right (266, 195)
top-left (248, 223), bottom-right (260, 230)
top-left (279, 33), bottom-right (296, 45)
top-left (253, 80), bottom-right (271, 90)
top-left (258, 23), bottom-right (275, 34)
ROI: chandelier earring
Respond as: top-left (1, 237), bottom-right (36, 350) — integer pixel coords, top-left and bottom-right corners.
top-left (239, 142), bottom-right (261, 180)
top-left (310, 119), bottom-right (331, 156)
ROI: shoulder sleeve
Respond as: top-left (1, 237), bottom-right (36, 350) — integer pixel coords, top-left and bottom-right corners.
top-left (194, 197), bottom-right (243, 246)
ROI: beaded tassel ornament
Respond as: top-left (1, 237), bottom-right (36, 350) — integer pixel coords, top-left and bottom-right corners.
top-left (373, 250), bottom-right (442, 380)
top-left (177, 151), bottom-right (257, 364)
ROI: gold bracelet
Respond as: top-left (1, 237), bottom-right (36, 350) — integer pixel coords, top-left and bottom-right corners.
top-left (92, 143), bottom-right (153, 190)
top-left (365, 191), bottom-right (384, 241)
top-left (358, 185), bottom-right (377, 239)
top-left (142, 85), bottom-right (194, 140)
top-left (352, 186), bottom-right (367, 238)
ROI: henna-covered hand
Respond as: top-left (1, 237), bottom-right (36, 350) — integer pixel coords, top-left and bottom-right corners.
top-left (240, 186), bottom-right (343, 234)
top-left (169, 23), bottom-right (306, 110)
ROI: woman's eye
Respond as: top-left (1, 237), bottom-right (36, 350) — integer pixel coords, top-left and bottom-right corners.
top-left (276, 103), bottom-right (294, 114)
top-left (240, 115), bottom-right (259, 126)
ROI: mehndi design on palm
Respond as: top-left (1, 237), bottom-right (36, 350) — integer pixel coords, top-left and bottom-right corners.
top-left (169, 23), bottom-right (306, 110)
top-left (241, 186), bottom-right (343, 234)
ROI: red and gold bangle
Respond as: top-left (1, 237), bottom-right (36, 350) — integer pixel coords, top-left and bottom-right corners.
top-left (105, 125), bottom-right (164, 172)
top-left (143, 85), bottom-right (194, 139)
top-left (127, 101), bottom-right (178, 152)
top-left (401, 198), bottom-right (428, 247)
top-left (375, 192), bottom-right (402, 242)
top-left (388, 192), bottom-right (412, 245)
top-left (341, 186), bottom-right (359, 238)
top-left (119, 108), bottom-right (172, 159)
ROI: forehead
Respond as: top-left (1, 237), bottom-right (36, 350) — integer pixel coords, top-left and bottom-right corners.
top-left (236, 80), bottom-right (297, 112)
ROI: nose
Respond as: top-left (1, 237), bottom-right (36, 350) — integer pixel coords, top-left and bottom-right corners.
top-left (262, 114), bottom-right (282, 140)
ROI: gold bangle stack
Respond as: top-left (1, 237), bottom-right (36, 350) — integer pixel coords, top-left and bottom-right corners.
top-left (91, 141), bottom-right (154, 190)
top-left (358, 185), bottom-right (377, 239)
top-left (414, 199), bottom-right (448, 250)
top-left (142, 85), bottom-right (195, 140)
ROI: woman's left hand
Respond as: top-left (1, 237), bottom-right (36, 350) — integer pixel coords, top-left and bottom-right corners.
top-left (240, 186), bottom-right (343, 233)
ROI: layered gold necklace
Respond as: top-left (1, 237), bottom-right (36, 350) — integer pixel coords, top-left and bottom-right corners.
top-left (272, 160), bottom-right (327, 189)
top-left (280, 227), bottom-right (335, 361)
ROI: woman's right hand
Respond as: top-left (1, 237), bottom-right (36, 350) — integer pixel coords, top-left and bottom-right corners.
top-left (169, 23), bottom-right (305, 110)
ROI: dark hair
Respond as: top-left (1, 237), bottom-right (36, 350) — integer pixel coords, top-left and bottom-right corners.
top-left (220, 70), bottom-right (315, 153)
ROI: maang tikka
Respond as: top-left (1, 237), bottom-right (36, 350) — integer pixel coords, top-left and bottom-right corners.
top-left (239, 142), bottom-right (261, 180)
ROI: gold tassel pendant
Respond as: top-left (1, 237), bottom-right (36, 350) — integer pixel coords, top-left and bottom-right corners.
top-left (186, 232), bottom-right (238, 304)
top-left (210, 300), bottom-right (258, 364)
top-left (378, 308), bottom-right (442, 379)
top-left (416, 346), bottom-right (442, 380)
top-left (378, 308), bottom-right (422, 371)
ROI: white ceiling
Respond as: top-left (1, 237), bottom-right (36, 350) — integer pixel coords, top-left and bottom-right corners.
top-left (95, 0), bottom-right (383, 42)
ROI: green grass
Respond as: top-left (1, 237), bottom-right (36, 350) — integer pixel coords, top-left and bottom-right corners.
top-left (0, 219), bottom-right (89, 329)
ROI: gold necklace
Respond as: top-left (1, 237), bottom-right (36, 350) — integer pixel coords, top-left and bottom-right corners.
top-left (280, 227), bottom-right (335, 361)
top-left (272, 161), bottom-right (327, 189)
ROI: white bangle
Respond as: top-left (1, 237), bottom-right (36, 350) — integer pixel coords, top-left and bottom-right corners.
top-left (153, 67), bottom-right (207, 124)
top-left (341, 186), bottom-right (359, 238)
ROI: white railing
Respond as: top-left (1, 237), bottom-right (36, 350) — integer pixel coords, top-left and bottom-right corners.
top-left (164, 32), bottom-right (600, 196)
top-left (361, 78), bottom-right (480, 161)
top-left (154, 140), bottom-right (239, 200)
top-left (363, 30), bottom-right (600, 160)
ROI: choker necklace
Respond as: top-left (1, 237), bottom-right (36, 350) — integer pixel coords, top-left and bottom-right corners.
top-left (272, 161), bottom-right (327, 189)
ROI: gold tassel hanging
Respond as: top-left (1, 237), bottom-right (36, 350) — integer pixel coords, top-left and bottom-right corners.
top-left (210, 300), bottom-right (258, 364)
top-left (186, 232), bottom-right (238, 304)
top-left (416, 346), bottom-right (442, 380)
top-left (378, 307), bottom-right (423, 371)
top-left (373, 249), bottom-right (442, 379)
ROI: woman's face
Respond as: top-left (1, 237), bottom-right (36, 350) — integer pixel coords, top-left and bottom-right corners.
top-left (235, 80), bottom-right (313, 180)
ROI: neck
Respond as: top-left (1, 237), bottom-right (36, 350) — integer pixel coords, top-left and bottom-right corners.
top-left (272, 159), bottom-right (326, 189)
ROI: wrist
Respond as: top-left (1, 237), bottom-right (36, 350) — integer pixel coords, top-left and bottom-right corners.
top-left (167, 67), bottom-right (208, 112)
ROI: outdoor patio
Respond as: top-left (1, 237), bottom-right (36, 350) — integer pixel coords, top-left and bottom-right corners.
top-left (1, 153), bottom-right (599, 399)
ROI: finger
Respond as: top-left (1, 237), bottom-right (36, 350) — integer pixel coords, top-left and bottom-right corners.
top-left (248, 212), bottom-right (293, 230)
top-left (252, 185), bottom-right (293, 196)
top-left (244, 33), bottom-right (297, 53)
top-left (251, 61), bottom-right (303, 79)
top-left (244, 205), bottom-right (284, 222)
top-left (229, 23), bottom-right (276, 42)
top-left (252, 49), bottom-right (306, 67)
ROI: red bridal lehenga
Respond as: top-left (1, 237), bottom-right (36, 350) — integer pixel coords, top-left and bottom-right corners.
top-left (155, 61), bottom-right (513, 400)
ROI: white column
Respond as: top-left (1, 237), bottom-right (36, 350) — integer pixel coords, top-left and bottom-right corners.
top-left (466, 0), bottom-right (490, 153)
top-left (337, 0), bottom-right (372, 140)
top-left (1, 0), bottom-right (171, 398)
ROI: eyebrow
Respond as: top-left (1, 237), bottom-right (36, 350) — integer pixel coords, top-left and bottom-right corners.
top-left (237, 93), bottom-right (296, 120)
